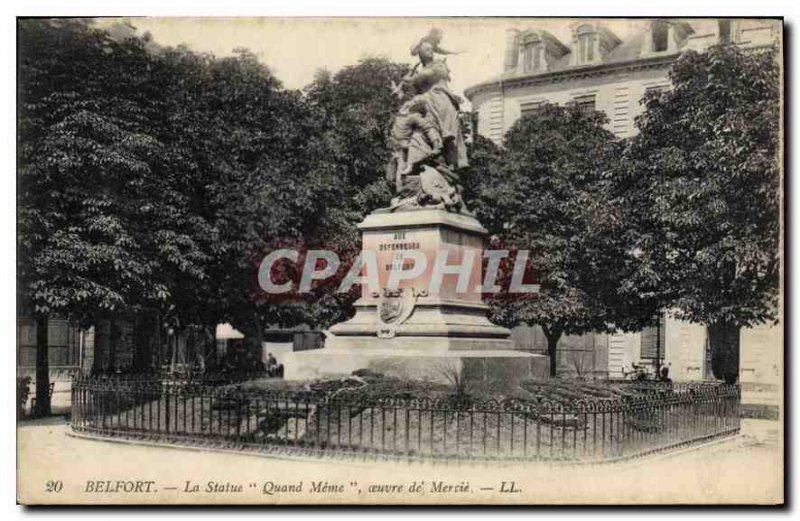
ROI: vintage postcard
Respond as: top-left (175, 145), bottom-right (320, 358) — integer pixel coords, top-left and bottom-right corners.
top-left (16, 16), bottom-right (784, 505)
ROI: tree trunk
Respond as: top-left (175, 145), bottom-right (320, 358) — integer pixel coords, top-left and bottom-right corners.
top-left (204, 325), bottom-right (218, 371)
top-left (250, 313), bottom-right (265, 370)
top-left (91, 321), bottom-right (102, 375)
top-left (187, 327), bottom-right (202, 376)
top-left (155, 310), bottom-right (162, 372)
top-left (107, 314), bottom-right (117, 373)
top-left (541, 325), bottom-right (562, 378)
top-left (252, 312), bottom-right (264, 346)
top-left (169, 330), bottom-right (179, 373)
top-left (132, 312), bottom-right (153, 373)
top-left (34, 315), bottom-right (51, 418)
top-left (708, 319), bottom-right (741, 385)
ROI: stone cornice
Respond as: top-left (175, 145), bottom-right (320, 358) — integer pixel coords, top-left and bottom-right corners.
top-left (465, 42), bottom-right (777, 100)
top-left (464, 52), bottom-right (681, 99)
top-left (360, 208), bottom-right (488, 235)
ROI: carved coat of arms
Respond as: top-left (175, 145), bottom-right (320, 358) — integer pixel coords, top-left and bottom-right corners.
top-left (378, 289), bottom-right (406, 324)
top-left (374, 288), bottom-right (425, 337)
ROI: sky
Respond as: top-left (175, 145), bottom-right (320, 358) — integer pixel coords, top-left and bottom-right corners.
top-left (96, 17), bottom-right (650, 106)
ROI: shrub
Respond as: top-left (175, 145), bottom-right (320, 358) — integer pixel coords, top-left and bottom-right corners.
top-left (351, 368), bottom-right (384, 379)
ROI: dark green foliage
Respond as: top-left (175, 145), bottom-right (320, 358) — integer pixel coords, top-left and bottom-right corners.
top-left (471, 103), bottom-right (645, 375)
top-left (621, 45), bottom-right (781, 383)
top-left (304, 57), bottom-right (410, 216)
top-left (460, 133), bottom-right (503, 213)
top-left (18, 19), bottom-right (184, 322)
top-left (287, 58), bottom-right (413, 329)
top-left (17, 20), bottom-right (347, 390)
top-left (17, 21), bottom-right (419, 393)
top-left (18, 20), bottom-right (781, 391)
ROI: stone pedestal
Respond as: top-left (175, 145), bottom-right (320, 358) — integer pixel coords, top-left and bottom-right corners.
top-left (284, 209), bottom-right (548, 390)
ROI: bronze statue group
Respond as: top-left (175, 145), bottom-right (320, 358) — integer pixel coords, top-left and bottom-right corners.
top-left (386, 28), bottom-right (471, 214)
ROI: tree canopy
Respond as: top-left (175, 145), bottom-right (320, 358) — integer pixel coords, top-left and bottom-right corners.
top-left (18, 19), bottom-right (201, 324)
top-left (473, 103), bottom-right (649, 375)
top-left (288, 57), bottom-right (413, 329)
top-left (620, 44), bottom-right (781, 382)
top-left (17, 22), bottom-right (417, 377)
top-left (17, 20), bottom-right (782, 390)
top-left (17, 19), bottom-right (350, 390)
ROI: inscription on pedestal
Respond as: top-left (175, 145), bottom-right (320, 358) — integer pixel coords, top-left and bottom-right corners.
top-left (327, 210), bottom-right (514, 354)
top-left (363, 221), bottom-right (483, 303)
top-left (380, 231), bottom-right (421, 271)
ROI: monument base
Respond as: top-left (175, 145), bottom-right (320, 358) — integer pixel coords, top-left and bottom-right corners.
top-left (283, 208), bottom-right (548, 392)
top-left (283, 346), bottom-right (549, 393)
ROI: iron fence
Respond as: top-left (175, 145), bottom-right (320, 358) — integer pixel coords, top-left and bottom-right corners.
top-left (71, 379), bottom-right (740, 462)
top-left (82, 370), bottom-right (270, 387)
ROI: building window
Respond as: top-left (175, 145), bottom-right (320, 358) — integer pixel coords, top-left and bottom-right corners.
top-left (520, 100), bottom-right (544, 118)
top-left (639, 327), bottom-right (659, 360)
top-left (643, 85), bottom-right (669, 102)
top-left (576, 25), bottom-right (595, 63)
top-left (651, 21), bottom-right (670, 52)
top-left (640, 316), bottom-right (664, 361)
top-left (719, 20), bottom-right (733, 44)
top-left (572, 94), bottom-right (595, 116)
top-left (16, 317), bottom-right (82, 368)
top-left (521, 41), bottom-right (543, 73)
top-left (521, 43), bottom-right (532, 72)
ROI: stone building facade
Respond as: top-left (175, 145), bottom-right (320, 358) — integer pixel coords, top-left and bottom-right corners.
top-left (467, 19), bottom-right (778, 141)
top-left (465, 19), bottom-right (781, 384)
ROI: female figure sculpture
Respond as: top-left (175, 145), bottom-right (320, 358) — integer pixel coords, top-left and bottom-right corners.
top-left (385, 29), bottom-right (469, 213)
top-left (404, 39), bottom-right (468, 172)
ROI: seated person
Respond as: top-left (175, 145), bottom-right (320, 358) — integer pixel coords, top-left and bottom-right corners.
top-left (266, 352), bottom-right (278, 376)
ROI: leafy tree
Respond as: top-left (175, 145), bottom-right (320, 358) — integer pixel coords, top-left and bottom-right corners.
top-left (17, 19), bottom-right (202, 411)
top-left (17, 19), bottom-right (341, 396)
top-left (286, 58), bottom-right (412, 330)
top-left (475, 103), bottom-right (647, 376)
top-left (622, 44), bottom-right (781, 384)
top-left (148, 46), bottom-right (344, 351)
top-left (460, 133), bottom-right (504, 212)
top-left (305, 58), bottom-right (410, 216)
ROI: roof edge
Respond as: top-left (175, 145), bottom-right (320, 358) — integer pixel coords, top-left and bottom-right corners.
top-left (464, 51), bottom-right (682, 100)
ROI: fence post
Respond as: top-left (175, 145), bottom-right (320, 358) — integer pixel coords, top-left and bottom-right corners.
top-left (165, 386), bottom-right (170, 435)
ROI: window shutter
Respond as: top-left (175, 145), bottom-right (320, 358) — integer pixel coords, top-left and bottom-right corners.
top-left (572, 94), bottom-right (596, 115)
top-left (520, 101), bottom-right (544, 119)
